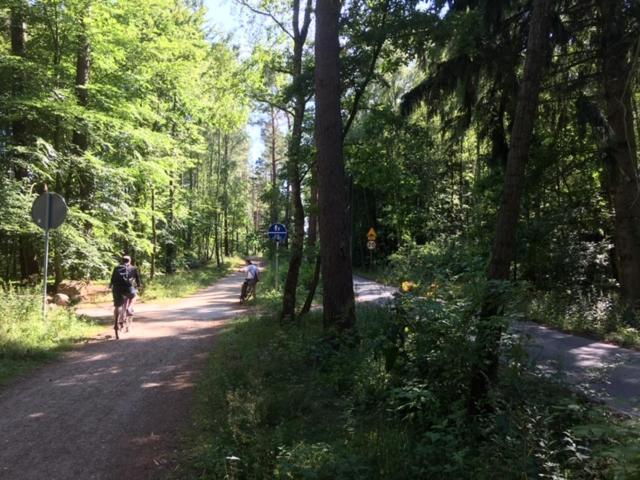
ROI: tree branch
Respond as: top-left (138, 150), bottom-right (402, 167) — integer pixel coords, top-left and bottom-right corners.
top-left (237, 0), bottom-right (295, 40)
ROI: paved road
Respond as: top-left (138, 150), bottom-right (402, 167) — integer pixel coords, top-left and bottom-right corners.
top-left (513, 322), bottom-right (640, 416)
top-left (352, 276), bottom-right (640, 417)
top-left (0, 271), bottom-right (248, 480)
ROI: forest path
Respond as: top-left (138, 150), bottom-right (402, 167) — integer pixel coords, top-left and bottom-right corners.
top-left (0, 270), bottom-right (249, 480)
top-left (353, 276), bottom-right (640, 417)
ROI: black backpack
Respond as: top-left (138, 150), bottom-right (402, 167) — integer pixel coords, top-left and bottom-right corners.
top-left (113, 264), bottom-right (131, 289)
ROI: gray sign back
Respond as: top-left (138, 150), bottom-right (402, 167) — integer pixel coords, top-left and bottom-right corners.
top-left (31, 192), bottom-right (68, 230)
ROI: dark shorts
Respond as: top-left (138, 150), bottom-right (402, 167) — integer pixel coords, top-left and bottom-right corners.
top-left (112, 287), bottom-right (135, 307)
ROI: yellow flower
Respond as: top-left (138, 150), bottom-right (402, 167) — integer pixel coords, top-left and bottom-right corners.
top-left (401, 281), bottom-right (416, 292)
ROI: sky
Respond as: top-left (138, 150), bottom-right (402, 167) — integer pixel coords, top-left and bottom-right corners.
top-left (202, 0), bottom-right (266, 165)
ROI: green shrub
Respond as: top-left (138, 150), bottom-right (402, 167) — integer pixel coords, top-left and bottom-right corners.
top-left (0, 288), bottom-right (100, 385)
top-left (177, 289), bottom-right (640, 479)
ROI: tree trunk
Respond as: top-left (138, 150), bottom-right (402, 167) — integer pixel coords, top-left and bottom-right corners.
top-left (598, 0), bottom-right (640, 315)
top-left (468, 0), bottom-right (552, 414)
top-left (72, 29), bottom-right (90, 152)
top-left (165, 176), bottom-right (176, 274)
top-left (300, 254), bottom-right (321, 315)
top-left (11, 1), bottom-right (39, 280)
top-left (150, 187), bottom-right (157, 280)
top-left (280, 97), bottom-right (306, 321)
top-left (280, 0), bottom-right (313, 322)
top-left (270, 105), bottom-right (279, 224)
top-left (307, 162), bottom-right (318, 247)
top-left (315, 0), bottom-right (356, 332)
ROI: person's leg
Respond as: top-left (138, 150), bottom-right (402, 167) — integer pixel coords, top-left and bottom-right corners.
top-left (126, 291), bottom-right (136, 315)
top-left (112, 291), bottom-right (119, 325)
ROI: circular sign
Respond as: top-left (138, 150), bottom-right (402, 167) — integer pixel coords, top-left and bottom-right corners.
top-left (268, 223), bottom-right (288, 243)
top-left (367, 240), bottom-right (376, 251)
top-left (31, 192), bottom-right (68, 230)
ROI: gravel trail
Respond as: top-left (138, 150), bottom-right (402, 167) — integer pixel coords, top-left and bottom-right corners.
top-left (0, 271), bottom-right (248, 480)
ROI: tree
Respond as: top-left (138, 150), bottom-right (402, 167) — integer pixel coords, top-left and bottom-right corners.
top-left (468, 0), bottom-right (553, 413)
top-left (596, 0), bottom-right (640, 318)
top-left (315, 0), bottom-right (356, 332)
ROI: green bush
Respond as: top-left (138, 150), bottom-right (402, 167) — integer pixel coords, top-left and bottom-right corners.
top-left (177, 289), bottom-right (640, 479)
top-left (0, 288), bottom-right (99, 385)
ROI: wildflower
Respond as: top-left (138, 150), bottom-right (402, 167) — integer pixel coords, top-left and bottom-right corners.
top-left (402, 281), bottom-right (416, 292)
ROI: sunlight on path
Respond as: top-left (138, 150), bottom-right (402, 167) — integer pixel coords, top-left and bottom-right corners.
top-left (0, 271), bottom-right (250, 480)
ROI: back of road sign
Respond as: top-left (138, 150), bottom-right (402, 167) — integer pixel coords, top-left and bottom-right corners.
top-left (31, 192), bottom-right (68, 230)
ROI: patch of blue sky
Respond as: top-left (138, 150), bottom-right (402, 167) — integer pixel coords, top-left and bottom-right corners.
top-left (203, 0), bottom-right (266, 165)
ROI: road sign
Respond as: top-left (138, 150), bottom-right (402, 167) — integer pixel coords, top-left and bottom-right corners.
top-left (31, 192), bottom-right (68, 322)
top-left (367, 240), bottom-right (376, 250)
top-left (268, 223), bottom-right (288, 243)
top-left (367, 227), bottom-right (377, 241)
top-left (31, 192), bottom-right (68, 230)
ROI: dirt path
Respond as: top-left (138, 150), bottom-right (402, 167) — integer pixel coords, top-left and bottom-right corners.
top-left (0, 271), bottom-right (249, 480)
top-left (353, 276), bottom-right (640, 417)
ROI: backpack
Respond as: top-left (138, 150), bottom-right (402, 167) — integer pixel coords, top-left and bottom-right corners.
top-left (113, 264), bottom-right (131, 289)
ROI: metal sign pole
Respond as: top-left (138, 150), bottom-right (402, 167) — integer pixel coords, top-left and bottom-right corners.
top-left (42, 193), bottom-right (51, 321)
top-left (275, 240), bottom-right (279, 291)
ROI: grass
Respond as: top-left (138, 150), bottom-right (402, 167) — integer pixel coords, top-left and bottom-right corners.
top-left (0, 289), bottom-right (102, 386)
top-left (176, 303), bottom-right (640, 479)
top-left (142, 257), bottom-right (245, 301)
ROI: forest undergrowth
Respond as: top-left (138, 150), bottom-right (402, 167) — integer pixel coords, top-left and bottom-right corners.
top-left (0, 290), bottom-right (101, 386)
top-left (178, 274), bottom-right (640, 479)
top-left (360, 241), bottom-right (640, 349)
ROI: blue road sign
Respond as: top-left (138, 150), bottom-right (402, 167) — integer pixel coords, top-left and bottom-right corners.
top-left (268, 223), bottom-right (287, 242)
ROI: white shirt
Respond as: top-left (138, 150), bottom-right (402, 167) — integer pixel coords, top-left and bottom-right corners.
top-left (246, 264), bottom-right (259, 280)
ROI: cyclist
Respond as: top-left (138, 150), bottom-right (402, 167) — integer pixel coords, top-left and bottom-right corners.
top-left (240, 258), bottom-right (260, 302)
top-left (109, 255), bottom-right (142, 325)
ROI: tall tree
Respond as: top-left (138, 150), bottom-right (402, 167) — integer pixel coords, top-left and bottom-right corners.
top-left (279, 0), bottom-right (313, 321)
top-left (468, 0), bottom-right (553, 413)
top-left (597, 0), bottom-right (640, 317)
top-left (315, 0), bottom-right (356, 332)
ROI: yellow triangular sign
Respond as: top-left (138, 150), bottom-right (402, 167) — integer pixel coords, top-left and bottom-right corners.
top-left (367, 227), bottom-right (377, 240)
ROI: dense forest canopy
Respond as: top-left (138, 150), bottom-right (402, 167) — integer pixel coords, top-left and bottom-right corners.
top-left (1, 0), bottom-right (254, 284)
top-left (3, 0), bottom-right (640, 336)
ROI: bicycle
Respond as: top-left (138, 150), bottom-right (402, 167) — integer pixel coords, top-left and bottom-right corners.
top-left (240, 279), bottom-right (257, 303)
top-left (114, 296), bottom-right (133, 340)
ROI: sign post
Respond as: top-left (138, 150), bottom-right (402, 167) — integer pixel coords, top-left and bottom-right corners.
top-left (367, 228), bottom-right (377, 268)
top-left (31, 192), bottom-right (68, 320)
top-left (268, 223), bottom-right (287, 290)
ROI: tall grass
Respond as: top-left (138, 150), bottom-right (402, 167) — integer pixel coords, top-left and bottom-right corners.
top-left (0, 288), bottom-right (100, 386)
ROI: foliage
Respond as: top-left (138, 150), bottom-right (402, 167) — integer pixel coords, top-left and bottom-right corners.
top-left (177, 297), bottom-right (640, 479)
top-left (0, 0), bottom-right (254, 284)
top-left (0, 288), bottom-right (100, 386)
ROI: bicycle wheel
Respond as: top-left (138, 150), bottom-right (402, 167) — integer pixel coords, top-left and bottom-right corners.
top-left (115, 300), bottom-right (127, 339)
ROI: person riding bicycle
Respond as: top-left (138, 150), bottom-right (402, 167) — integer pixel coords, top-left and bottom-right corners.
top-left (240, 259), bottom-right (260, 301)
top-left (109, 255), bottom-right (142, 324)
